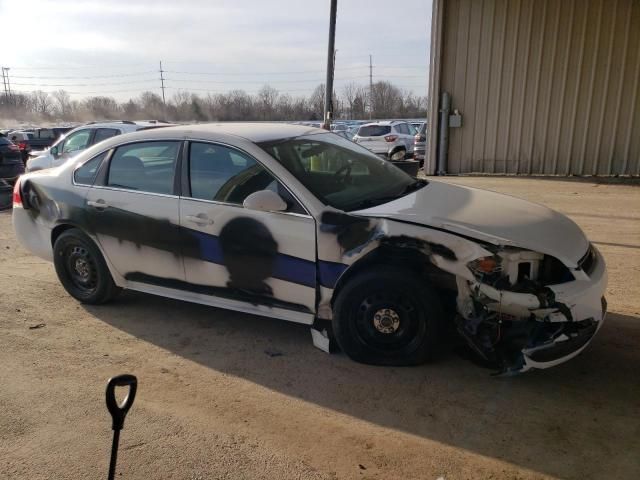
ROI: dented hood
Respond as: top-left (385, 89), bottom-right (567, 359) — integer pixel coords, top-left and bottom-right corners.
top-left (354, 180), bottom-right (589, 267)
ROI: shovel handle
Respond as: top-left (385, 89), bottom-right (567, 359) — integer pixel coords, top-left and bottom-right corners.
top-left (106, 374), bottom-right (137, 431)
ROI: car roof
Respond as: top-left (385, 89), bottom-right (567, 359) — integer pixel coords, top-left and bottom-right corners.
top-left (127, 122), bottom-right (326, 143)
top-left (359, 121), bottom-right (400, 127)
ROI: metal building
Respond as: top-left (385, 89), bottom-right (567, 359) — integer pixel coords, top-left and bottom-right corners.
top-left (427, 0), bottom-right (640, 176)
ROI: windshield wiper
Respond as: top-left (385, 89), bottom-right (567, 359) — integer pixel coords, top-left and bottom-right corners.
top-left (400, 179), bottom-right (427, 195)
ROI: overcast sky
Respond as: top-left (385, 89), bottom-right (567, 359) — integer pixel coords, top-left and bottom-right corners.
top-left (0, 0), bottom-right (432, 101)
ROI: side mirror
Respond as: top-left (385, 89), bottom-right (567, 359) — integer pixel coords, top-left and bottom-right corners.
top-left (243, 190), bottom-right (287, 212)
top-left (50, 145), bottom-right (59, 157)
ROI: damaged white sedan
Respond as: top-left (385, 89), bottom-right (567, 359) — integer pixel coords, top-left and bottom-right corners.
top-left (12, 123), bottom-right (607, 374)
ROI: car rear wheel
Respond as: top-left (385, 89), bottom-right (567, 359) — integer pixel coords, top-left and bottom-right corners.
top-left (53, 228), bottom-right (120, 304)
top-left (332, 268), bottom-right (441, 366)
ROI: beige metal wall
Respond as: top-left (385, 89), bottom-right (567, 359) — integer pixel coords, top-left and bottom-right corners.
top-left (440, 0), bottom-right (640, 175)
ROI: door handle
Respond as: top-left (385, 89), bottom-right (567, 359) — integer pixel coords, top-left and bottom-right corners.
top-left (185, 214), bottom-right (214, 226)
top-left (87, 199), bottom-right (109, 209)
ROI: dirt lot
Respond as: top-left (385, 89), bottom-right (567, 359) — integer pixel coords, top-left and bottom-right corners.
top-left (1, 177), bottom-right (639, 480)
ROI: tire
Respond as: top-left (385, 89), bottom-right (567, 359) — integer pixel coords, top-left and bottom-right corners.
top-left (53, 228), bottom-right (121, 304)
top-left (332, 268), bottom-right (442, 366)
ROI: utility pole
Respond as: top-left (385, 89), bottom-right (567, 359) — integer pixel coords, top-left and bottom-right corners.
top-left (322, 0), bottom-right (337, 130)
top-left (159, 61), bottom-right (166, 106)
top-left (2, 67), bottom-right (10, 105)
top-left (369, 55), bottom-right (373, 120)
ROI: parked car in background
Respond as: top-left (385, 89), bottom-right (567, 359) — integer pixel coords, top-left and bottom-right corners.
top-left (334, 130), bottom-right (354, 141)
top-left (330, 123), bottom-right (349, 132)
top-left (12, 123), bottom-right (607, 374)
top-left (7, 131), bottom-right (32, 164)
top-left (26, 120), bottom-right (171, 172)
top-left (23, 128), bottom-right (68, 151)
top-left (0, 136), bottom-right (25, 209)
top-left (353, 121), bottom-right (415, 160)
top-left (413, 122), bottom-right (427, 166)
top-left (0, 136), bottom-right (25, 183)
top-left (410, 121), bottom-right (423, 133)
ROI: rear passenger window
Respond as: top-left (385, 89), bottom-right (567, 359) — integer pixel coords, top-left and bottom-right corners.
top-left (74, 152), bottom-right (108, 185)
top-left (38, 129), bottom-right (55, 139)
top-left (93, 128), bottom-right (119, 144)
top-left (188, 142), bottom-right (304, 212)
top-left (107, 141), bottom-right (179, 195)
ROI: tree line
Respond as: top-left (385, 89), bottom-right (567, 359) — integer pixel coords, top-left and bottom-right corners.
top-left (0, 81), bottom-right (427, 124)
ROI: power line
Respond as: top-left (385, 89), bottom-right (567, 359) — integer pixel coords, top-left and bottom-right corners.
top-left (11, 80), bottom-right (159, 87)
top-left (10, 71), bottom-right (156, 80)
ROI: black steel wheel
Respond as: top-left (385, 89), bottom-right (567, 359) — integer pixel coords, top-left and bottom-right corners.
top-left (53, 228), bottom-right (120, 304)
top-left (333, 267), bottom-right (442, 366)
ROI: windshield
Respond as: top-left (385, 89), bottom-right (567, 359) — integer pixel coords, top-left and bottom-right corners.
top-left (258, 133), bottom-right (426, 212)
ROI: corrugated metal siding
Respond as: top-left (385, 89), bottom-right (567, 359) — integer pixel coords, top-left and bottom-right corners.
top-left (440, 0), bottom-right (640, 175)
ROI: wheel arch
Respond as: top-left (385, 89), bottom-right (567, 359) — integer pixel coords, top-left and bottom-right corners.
top-left (330, 242), bottom-right (458, 308)
top-left (51, 223), bottom-right (80, 247)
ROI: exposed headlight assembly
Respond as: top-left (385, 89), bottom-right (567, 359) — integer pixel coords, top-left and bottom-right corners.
top-left (468, 256), bottom-right (503, 277)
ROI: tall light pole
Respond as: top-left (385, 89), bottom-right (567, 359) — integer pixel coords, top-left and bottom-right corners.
top-left (322, 0), bottom-right (337, 130)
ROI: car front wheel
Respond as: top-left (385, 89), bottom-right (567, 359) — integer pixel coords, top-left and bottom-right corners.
top-left (53, 228), bottom-right (120, 304)
top-left (332, 268), bottom-right (441, 366)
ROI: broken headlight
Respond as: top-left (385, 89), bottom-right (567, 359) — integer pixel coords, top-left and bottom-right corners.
top-left (468, 256), bottom-right (503, 279)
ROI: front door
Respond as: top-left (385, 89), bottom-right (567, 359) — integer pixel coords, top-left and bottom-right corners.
top-left (85, 140), bottom-right (185, 284)
top-left (54, 129), bottom-right (94, 167)
top-left (179, 141), bottom-right (317, 322)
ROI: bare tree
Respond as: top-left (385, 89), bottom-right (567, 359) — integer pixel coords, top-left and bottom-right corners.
top-left (52, 90), bottom-right (73, 119)
top-left (83, 96), bottom-right (120, 119)
top-left (309, 84), bottom-right (325, 121)
top-left (139, 91), bottom-right (165, 119)
top-left (370, 81), bottom-right (402, 118)
top-left (171, 90), bottom-right (192, 121)
top-left (0, 80), bottom-right (424, 125)
top-left (342, 82), bottom-right (359, 118)
top-left (257, 85), bottom-right (279, 120)
top-left (190, 94), bottom-right (207, 121)
top-left (31, 90), bottom-right (53, 117)
top-left (121, 99), bottom-right (140, 118)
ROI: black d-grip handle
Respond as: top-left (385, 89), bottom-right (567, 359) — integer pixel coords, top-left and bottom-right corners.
top-left (106, 374), bottom-right (137, 431)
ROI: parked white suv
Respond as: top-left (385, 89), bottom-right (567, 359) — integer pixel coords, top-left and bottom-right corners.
top-left (26, 120), bottom-right (171, 172)
top-left (353, 121), bottom-right (416, 160)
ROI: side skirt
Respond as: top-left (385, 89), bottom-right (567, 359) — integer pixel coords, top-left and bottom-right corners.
top-left (124, 280), bottom-right (315, 325)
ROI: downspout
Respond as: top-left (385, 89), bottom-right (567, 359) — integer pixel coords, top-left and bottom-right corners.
top-left (426, 0), bottom-right (444, 175)
top-left (437, 91), bottom-right (450, 175)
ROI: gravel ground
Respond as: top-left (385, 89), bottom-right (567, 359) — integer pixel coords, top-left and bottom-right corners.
top-left (0, 176), bottom-right (639, 480)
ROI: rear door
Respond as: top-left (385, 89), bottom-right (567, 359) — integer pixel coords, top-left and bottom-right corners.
top-left (396, 123), bottom-right (413, 151)
top-left (85, 140), bottom-right (185, 283)
top-left (92, 128), bottom-right (120, 146)
top-left (179, 141), bottom-right (317, 322)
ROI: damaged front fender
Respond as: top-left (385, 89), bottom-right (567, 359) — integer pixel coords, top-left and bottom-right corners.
top-left (317, 211), bottom-right (607, 375)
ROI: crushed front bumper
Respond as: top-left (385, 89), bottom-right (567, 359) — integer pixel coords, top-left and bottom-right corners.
top-left (458, 247), bottom-right (608, 374)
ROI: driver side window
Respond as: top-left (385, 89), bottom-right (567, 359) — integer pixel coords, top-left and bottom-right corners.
top-left (188, 142), bottom-right (304, 213)
top-left (61, 130), bottom-right (92, 155)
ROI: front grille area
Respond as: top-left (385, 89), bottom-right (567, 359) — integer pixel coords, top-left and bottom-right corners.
top-left (578, 244), bottom-right (597, 275)
top-left (539, 255), bottom-right (574, 284)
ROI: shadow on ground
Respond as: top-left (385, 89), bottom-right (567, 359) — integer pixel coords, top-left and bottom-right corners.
top-left (85, 292), bottom-right (640, 479)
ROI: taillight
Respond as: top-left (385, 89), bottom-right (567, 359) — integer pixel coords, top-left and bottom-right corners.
top-left (12, 178), bottom-right (22, 207)
top-left (18, 142), bottom-right (28, 150)
top-left (384, 135), bottom-right (398, 142)
top-left (414, 134), bottom-right (420, 141)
